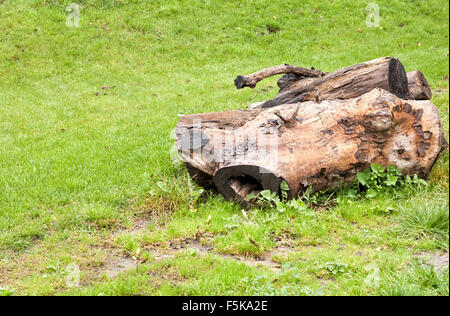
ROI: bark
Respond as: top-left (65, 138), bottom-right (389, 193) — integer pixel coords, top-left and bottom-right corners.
top-left (277, 69), bottom-right (433, 101)
top-left (176, 88), bottom-right (446, 204)
top-left (407, 70), bottom-right (432, 100)
top-left (234, 64), bottom-right (325, 89)
top-left (277, 73), bottom-right (304, 90)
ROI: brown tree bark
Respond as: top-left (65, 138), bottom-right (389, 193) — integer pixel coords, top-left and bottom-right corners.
top-left (407, 70), bottom-right (432, 100)
top-left (176, 88), bottom-right (445, 204)
top-left (234, 64), bottom-right (325, 89)
top-left (237, 57), bottom-right (409, 109)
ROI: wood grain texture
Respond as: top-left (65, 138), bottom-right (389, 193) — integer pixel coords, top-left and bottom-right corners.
top-left (407, 70), bottom-right (432, 100)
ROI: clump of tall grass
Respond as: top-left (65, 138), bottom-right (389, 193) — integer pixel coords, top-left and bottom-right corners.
top-left (377, 265), bottom-right (449, 296)
top-left (395, 189), bottom-right (449, 249)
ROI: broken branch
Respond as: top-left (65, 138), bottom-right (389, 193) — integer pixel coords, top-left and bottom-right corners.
top-left (234, 64), bottom-right (325, 89)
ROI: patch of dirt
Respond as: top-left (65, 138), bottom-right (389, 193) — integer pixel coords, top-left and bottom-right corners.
top-left (129, 218), bottom-right (151, 235)
top-left (147, 266), bottom-right (186, 289)
top-left (185, 241), bottom-right (286, 271)
top-left (220, 246), bottom-right (298, 272)
top-left (415, 252), bottom-right (449, 271)
top-left (167, 238), bottom-right (288, 271)
top-left (101, 225), bottom-right (298, 279)
top-left (228, 254), bottom-right (282, 271)
top-left (102, 236), bottom-right (291, 278)
top-left (104, 257), bottom-right (138, 278)
top-left (183, 239), bottom-right (215, 253)
top-left (270, 231), bottom-right (301, 248)
top-left (112, 217), bottom-right (152, 239)
top-left (271, 246), bottom-right (295, 258)
top-left (99, 219), bottom-right (153, 277)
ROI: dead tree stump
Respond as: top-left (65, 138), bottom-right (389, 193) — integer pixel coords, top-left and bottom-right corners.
top-left (176, 88), bottom-right (445, 204)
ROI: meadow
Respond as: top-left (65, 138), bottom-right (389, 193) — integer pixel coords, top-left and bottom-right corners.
top-left (0, 0), bottom-right (448, 296)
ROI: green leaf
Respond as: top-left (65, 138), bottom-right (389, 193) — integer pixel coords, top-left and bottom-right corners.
top-left (273, 200), bottom-right (285, 212)
top-left (280, 181), bottom-right (290, 192)
top-left (387, 165), bottom-right (402, 176)
top-left (277, 206), bottom-right (286, 213)
top-left (247, 192), bottom-right (257, 200)
top-left (303, 186), bottom-right (312, 199)
top-left (385, 175), bottom-right (398, 186)
top-left (280, 181), bottom-right (289, 201)
top-left (356, 168), bottom-right (371, 186)
top-left (260, 190), bottom-right (273, 201)
top-left (345, 188), bottom-right (359, 199)
top-left (366, 188), bottom-right (378, 198)
top-left (387, 165), bottom-right (396, 174)
top-left (194, 188), bottom-right (204, 196)
top-left (418, 178), bottom-right (428, 186)
top-left (405, 174), bottom-right (412, 184)
top-left (289, 199), bottom-right (308, 212)
top-left (371, 163), bottom-right (385, 177)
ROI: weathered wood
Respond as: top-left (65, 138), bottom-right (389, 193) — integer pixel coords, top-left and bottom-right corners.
top-left (234, 64), bottom-right (325, 89)
top-left (407, 70), bottom-right (432, 100)
top-left (248, 101), bottom-right (265, 109)
top-left (239, 57), bottom-right (409, 109)
top-left (176, 109), bottom-right (262, 189)
top-left (277, 73), bottom-right (304, 90)
top-left (277, 69), bottom-right (433, 101)
top-left (176, 88), bottom-right (445, 204)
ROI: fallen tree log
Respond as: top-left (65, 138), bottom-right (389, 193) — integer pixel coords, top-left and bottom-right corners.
top-left (407, 70), bottom-right (432, 100)
top-left (277, 70), bottom-right (433, 101)
top-left (236, 57), bottom-right (410, 108)
top-left (176, 88), bottom-right (446, 204)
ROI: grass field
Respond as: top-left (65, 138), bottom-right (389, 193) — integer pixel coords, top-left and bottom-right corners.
top-left (0, 0), bottom-right (448, 296)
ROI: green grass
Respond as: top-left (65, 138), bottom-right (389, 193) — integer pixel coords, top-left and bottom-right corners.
top-left (0, 0), bottom-right (448, 296)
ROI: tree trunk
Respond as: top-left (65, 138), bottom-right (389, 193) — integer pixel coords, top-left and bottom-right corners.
top-left (238, 57), bottom-right (409, 109)
top-left (176, 88), bottom-right (445, 204)
top-left (407, 70), bottom-right (432, 100)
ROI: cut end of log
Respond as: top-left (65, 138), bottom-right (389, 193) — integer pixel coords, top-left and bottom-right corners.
top-left (234, 75), bottom-right (255, 89)
top-left (213, 165), bottom-right (285, 204)
top-left (388, 57), bottom-right (409, 99)
top-left (407, 70), bottom-right (432, 100)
